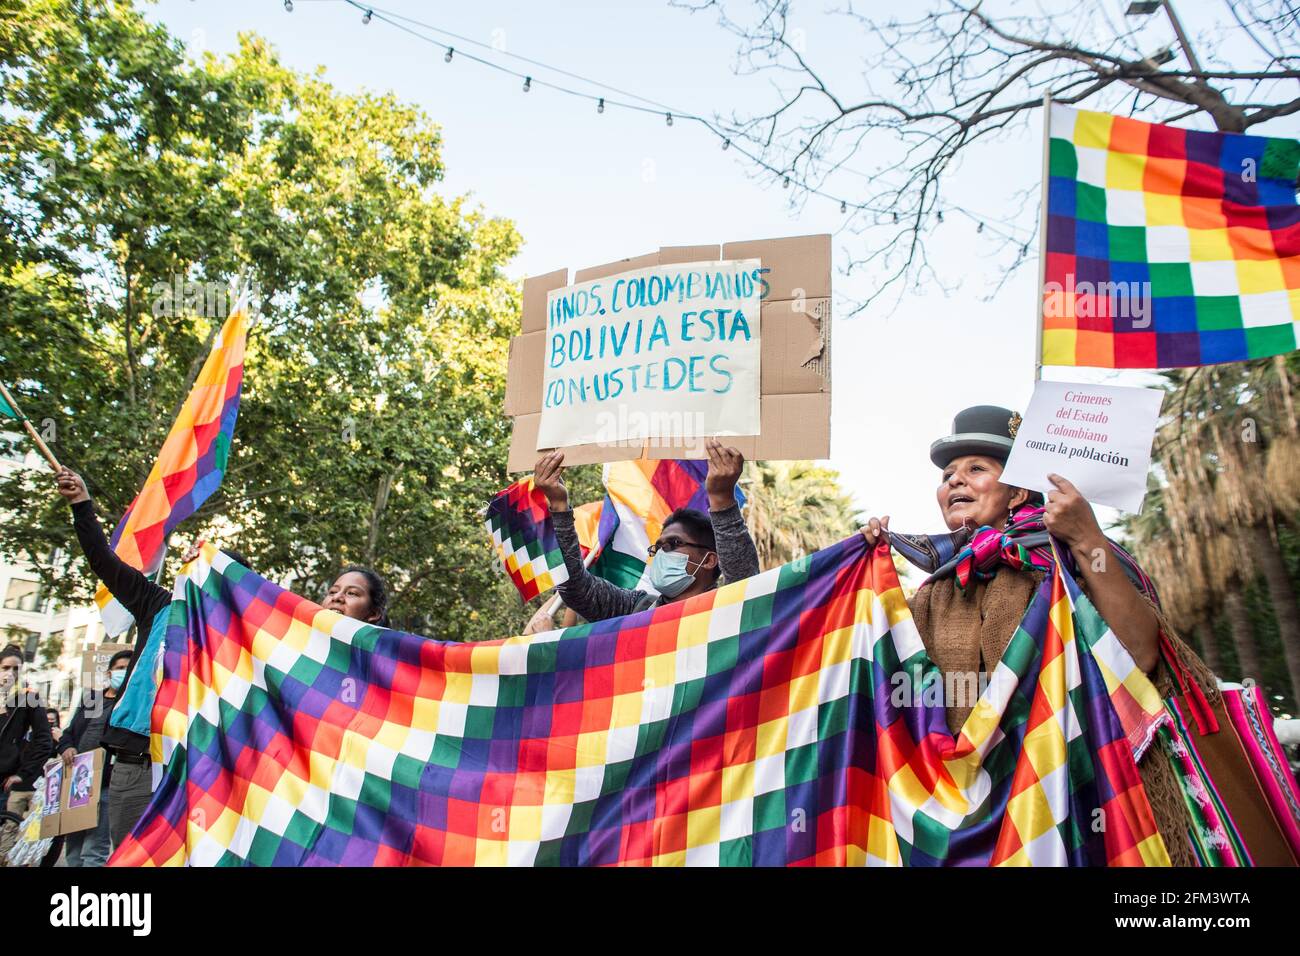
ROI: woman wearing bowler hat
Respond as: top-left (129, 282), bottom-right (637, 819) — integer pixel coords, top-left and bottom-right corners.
top-left (861, 405), bottom-right (1217, 866)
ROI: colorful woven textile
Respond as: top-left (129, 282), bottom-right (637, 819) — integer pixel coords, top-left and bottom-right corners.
top-left (1161, 684), bottom-right (1300, 866)
top-left (95, 298), bottom-right (248, 634)
top-left (110, 533), bottom-right (1171, 867)
top-left (1042, 104), bottom-right (1300, 369)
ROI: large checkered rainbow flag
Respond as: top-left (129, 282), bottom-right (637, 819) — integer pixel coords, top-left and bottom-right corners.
top-left (1042, 104), bottom-right (1299, 369)
top-left (95, 296), bottom-right (249, 635)
top-left (109, 533), bottom-right (1171, 867)
top-left (486, 459), bottom-right (744, 601)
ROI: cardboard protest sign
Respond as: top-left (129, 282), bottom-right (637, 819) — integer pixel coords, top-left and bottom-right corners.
top-left (505, 235), bottom-right (831, 471)
top-left (537, 259), bottom-right (763, 449)
top-left (39, 748), bottom-right (104, 838)
top-left (1000, 381), bottom-right (1164, 513)
top-left (80, 642), bottom-right (132, 693)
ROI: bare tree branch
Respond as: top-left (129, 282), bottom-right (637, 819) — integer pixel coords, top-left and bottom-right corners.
top-left (673, 0), bottom-right (1300, 312)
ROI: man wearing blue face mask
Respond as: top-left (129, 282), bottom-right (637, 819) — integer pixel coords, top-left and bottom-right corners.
top-left (533, 438), bottom-right (761, 621)
top-left (54, 649), bottom-right (130, 867)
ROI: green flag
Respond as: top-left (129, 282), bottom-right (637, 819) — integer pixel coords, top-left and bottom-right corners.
top-left (0, 391), bottom-right (18, 421)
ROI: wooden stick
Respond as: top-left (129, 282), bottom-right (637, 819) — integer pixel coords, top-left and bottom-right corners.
top-left (0, 380), bottom-right (61, 472)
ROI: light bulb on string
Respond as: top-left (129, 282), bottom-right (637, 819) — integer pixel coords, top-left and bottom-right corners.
top-left (977, 222), bottom-right (984, 234)
top-left (444, 47), bottom-right (454, 63)
top-left (721, 138), bottom-right (730, 150)
top-left (937, 210), bottom-right (944, 223)
top-left (665, 113), bottom-right (673, 127)
top-left (840, 201), bottom-right (847, 214)
top-left (362, 9), bottom-right (372, 24)
top-left (782, 176), bottom-right (790, 189)
top-left (892, 212), bottom-right (898, 223)
top-left (283, 0), bottom-right (292, 10)
top-left (523, 76), bottom-right (531, 92)
top-left (596, 98), bottom-right (604, 114)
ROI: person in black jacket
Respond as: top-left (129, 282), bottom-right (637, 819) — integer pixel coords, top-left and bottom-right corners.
top-left (56, 467), bottom-right (176, 849)
top-left (0, 644), bottom-right (54, 864)
top-left (56, 649), bottom-right (130, 866)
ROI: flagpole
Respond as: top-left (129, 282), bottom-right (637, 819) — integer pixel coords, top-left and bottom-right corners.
top-left (0, 380), bottom-right (61, 472)
top-left (1034, 90), bottom-right (1053, 385)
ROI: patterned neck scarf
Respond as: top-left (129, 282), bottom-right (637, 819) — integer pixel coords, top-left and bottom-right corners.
top-left (889, 505), bottom-right (1053, 593)
top-left (891, 504), bottom-right (1159, 603)
top-left (947, 506), bottom-right (1054, 593)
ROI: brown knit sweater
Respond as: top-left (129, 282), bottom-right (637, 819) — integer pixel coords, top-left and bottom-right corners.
top-left (909, 567), bottom-right (1218, 867)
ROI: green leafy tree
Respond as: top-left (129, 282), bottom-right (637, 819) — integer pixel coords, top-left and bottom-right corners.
top-left (37, 632), bottom-right (63, 667)
top-left (0, 0), bottom-right (529, 640)
top-left (743, 460), bottom-right (860, 568)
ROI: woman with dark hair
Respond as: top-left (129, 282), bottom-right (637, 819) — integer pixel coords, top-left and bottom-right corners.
top-left (324, 567), bottom-right (390, 628)
top-left (859, 405), bottom-right (1217, 866)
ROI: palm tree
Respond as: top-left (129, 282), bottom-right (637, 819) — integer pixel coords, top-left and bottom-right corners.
top-left (1128, 356), bottom-right (1300, 706)
top-left (742, 460), bottom-right (859, 569)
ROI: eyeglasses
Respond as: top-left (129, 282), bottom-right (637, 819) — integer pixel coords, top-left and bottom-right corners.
top-left (647, 536), bottom-right (710, 557)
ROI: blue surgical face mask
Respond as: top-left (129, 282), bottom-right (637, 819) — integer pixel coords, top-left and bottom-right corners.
top-left (649, 550), bottom-right (709, 598)
top-left (108, 670), bottom-right (126, 690)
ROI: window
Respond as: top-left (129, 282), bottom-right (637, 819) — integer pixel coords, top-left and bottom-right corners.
top-left (3, 578), bottom-right (41, 612)
top-left (69, 625), bottom-right (87, 652)
top-left (20, 630), bottom-right (40, 663)
top-left (0, 431), bottom-right (23, 464)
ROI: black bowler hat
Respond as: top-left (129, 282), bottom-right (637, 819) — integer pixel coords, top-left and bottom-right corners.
top-left (929, 405), bottom-right (1023, 468)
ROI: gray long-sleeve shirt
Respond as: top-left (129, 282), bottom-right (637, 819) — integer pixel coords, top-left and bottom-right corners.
top-left (553, 504), bottom-right (760, 622)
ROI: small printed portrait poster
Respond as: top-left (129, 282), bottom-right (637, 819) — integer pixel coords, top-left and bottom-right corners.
top-left (43, 763), bottom-right (63, 815)
top-left (68, 753), bottom-right (95, 809)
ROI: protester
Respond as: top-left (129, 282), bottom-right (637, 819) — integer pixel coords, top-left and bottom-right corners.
top-left (0, 644), bottom-right (54, 864)
top-left (55, 466), bottom-right (229, 848)
top-left (45, 708), bottom-right (61, 746)
top-left (532, 438), bottom-right (760, 622)
top-left (859, 404), bottom-right (1215, 866)
top-left (55, 650), bottom-right (130, 867)
top-left (324, 567), bottom-right (391, 627)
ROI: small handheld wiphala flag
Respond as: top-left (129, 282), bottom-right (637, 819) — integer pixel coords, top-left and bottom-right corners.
top-left (96, 296), bottom-right (249, 635)
top-left (112, 535), bottom-right (1173, 867)
top-left (1042, 104), bottom-right (1299, 369)
top-left (484, 478), bottom-right (615, 601)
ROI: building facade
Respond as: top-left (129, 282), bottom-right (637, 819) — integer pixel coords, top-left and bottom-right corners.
top-left (0, 432), bottom-right (105, 717)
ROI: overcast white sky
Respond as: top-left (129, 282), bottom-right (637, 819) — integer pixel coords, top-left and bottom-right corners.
top-left (146, 0), bottom-right (1300, 536)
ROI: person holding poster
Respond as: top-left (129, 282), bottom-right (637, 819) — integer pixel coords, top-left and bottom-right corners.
top-left (56, 649), bottom-right (130, 867)
top-left (533, 439), bottom-right (760, 622)
top-left (858, 405), bottom-right (1221, 866)
top-left (0, 644), bottom-right (54, 866)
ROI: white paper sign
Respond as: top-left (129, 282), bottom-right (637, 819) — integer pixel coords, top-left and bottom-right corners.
top-left (1000, 381), bottom-right (1164, 513)
top-left (536, 259), bottom-right (763, 449)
